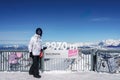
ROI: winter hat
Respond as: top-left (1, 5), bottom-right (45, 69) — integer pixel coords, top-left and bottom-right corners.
top-left (36, 28), bottom-right (43, 36)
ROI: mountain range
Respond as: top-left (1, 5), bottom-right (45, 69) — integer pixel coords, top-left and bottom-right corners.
top-left (0, 39), bottom-right (120, 50)
top-left (74, 39), bottom-right (120, 49)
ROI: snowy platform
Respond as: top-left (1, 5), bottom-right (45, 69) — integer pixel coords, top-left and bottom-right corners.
top-left (0, 71), bottom-right (120, 80)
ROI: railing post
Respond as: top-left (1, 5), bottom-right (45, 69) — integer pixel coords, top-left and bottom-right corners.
top-left (91, 49), bottom-right (97, 71)
top-left (91, 49), bottom-right (94, 71)
top-left (0, 51), bottom-right (2, 71)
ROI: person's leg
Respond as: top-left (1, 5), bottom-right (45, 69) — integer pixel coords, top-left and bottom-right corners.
top-left (29, 57), bottom-right (34, 75)
top-left (33, 56), bottom-right (41, 78)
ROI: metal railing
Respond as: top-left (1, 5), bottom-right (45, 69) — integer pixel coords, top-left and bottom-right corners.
top-left (2, 49), bottom-right (120, 73)
top-left (0, 50), bottom-right (30, 72)
top-left (0, 49), bottom-right (92, 72)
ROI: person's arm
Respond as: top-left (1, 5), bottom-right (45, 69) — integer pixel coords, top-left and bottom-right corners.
top-left (28, 37), bottom-right (34, 57)
top-left (28, 37), bottom-right (33, 53)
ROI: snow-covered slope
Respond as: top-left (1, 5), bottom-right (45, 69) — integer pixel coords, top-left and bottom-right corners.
top-left (77, 39), bottom-right (120, 48)
top-left (100, 39), bottom-right (120, 46)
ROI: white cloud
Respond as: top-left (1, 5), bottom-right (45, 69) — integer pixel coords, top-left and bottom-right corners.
top-left (91, 17), bottom-right (110, 21)
top-left (0, 31), bottom-right (31, 42)
top-left (0, 31), bottom-right (30, 34)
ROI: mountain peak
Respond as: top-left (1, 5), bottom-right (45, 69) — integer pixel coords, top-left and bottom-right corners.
top-left (102, 39), bottom-right (120, 46)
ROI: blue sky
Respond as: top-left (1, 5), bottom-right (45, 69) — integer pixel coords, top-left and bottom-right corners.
top-left (0, 0), bottom-right (120, 43)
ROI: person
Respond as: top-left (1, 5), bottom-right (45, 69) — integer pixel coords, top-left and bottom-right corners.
top-left (28, 28), bottom-right (43, 78)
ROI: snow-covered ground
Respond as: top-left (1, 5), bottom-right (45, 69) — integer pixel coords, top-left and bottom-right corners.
top-left (0, 71), bottom-right (120, 80)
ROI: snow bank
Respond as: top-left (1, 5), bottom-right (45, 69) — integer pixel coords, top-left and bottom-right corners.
top-left (0, 71), bottom-right (120, 80)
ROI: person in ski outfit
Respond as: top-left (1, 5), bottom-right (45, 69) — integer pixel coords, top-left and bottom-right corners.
top-left (28, 28), bottom-right (42, 78)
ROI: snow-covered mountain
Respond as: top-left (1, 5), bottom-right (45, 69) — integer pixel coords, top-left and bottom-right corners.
top-left (0, 44), bottom-right (28, 50)
top-left (99, 39), bottom-right (120, 46)
top-left (0, 39), bottom-right (120, 50)
top-left (77, 39), bottom-right (120, 49)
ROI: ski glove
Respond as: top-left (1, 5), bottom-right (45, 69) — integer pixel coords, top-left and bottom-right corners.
top-left (29, 52), bottom-right (33, 58)
top-left (43, 47), bottom-right (47, 50)
top-left (41, 47), bottom-right (47, 52)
